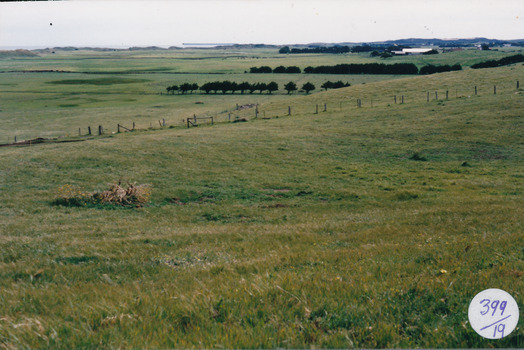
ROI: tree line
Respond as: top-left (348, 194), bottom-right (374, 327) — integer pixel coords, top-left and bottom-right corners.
top-left (471, 54), bottom-right (524, 69)
top-left (250, 63), bottom-right (463, 75)
top-left (165, 80), bottom-right (352, 96)
top-left (165, 80), bottom-right (338, 95)
top-left (250, 66), bottom-right (301, 73)
top-left (279, 45), bottom-right (375, 54)
top-left (419, 64), bottom-right (462, 75)
top-left (303, 63), bottom-right (419, 75)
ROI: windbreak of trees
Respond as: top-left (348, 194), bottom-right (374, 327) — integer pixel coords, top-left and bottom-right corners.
top-left (321, 81), bottom-right (351, 90)
top-left (279, 45), bottom-right (374, 54)
top-left (166, 81), bottom-right (280, 95)
top-left (166, 80), bottom-right (323, 95)
top-left (303, 63), bottom-right (419, 75)
top-left (419, 64), bottom-right (462, 75)
top-left (250, 66), bottom-right (301, 73)
top-left (471, 54), bottom-right (524, 69)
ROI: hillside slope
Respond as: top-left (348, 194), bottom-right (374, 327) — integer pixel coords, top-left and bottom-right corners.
top-left (0, 66), bottom-right (522, 348)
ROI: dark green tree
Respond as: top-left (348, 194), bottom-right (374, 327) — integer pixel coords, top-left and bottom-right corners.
top-left (179, 83), bottom-right (192, 94)
top-left (285, 66), bottom-right (301, 74)
top-left (302, 82), bottom-right (315, 94)
top-left (267, 81), bottom-right (279, 94)
top-left (321, 81), bottom-right (334, 91)
top-left (238, 82), bottom-right (251, 94)
top-left (284, 81), bottom-right (297, 94)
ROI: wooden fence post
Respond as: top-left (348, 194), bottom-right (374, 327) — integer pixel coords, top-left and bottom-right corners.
top-left (435, 91), bottom-right (438, 100)
top-left (446, 90), bottom-right (448, 100)
top-left (132, 122), bottom-right (135, 130)
top-left (394, 95), bottom-right (397, 104)
top-left (118, 124), bottom-right (121, 133)
top-left (15, 136), bottom-right (17, 143)
top-left (288, 106), bottom-right (291, 115)
top-left (228, 113), bottom-right (231, 121)
top-left (315, 104), bottom-right (318, 114)
top-left (163, 118), bottom-right (166, 127)
top-left (427, 92), bottom-right (429, 102)
top-left (517, 80), bottom-right (520, 89)
top-left (88, 126), bottom-right (92, 135)
top-left (324, 103), bottom-right (327, 112)
top-left (98, 125), bottom-right (103, 135)
top-left (494, 85), bottom-right (496, 95)
top-left (401, 96), bottom-right (404, 104)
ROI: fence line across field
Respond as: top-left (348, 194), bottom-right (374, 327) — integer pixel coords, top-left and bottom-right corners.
top-left (3, 79), bottom-right (522, 146)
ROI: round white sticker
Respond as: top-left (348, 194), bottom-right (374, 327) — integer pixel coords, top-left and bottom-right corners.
top-left (468, 288), bottom-right (519, 339)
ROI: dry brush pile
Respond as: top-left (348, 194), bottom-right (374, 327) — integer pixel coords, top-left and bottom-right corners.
top-left (55, 181), bottom-right (151, 208)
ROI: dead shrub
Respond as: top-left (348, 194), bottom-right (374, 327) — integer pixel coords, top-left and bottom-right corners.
top-left (54, 181), bottom-right (152, 208)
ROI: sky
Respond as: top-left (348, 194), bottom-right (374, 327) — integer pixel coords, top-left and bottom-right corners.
top-left (0, 0), bottom-right (523, 49)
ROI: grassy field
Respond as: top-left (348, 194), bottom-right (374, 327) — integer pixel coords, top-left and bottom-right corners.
top-left (0, 48), bottom-right (523, 348)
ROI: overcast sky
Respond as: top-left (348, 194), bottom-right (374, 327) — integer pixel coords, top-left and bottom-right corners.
top-left (0, 0), bottom-right (523, 49)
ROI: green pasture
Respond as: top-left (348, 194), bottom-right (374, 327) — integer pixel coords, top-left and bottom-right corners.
top-left (0, 49), bottom-right (523, 348)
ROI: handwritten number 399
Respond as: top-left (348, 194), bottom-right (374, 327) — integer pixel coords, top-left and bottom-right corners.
top-left (479, 299), bottom-right (507, 316)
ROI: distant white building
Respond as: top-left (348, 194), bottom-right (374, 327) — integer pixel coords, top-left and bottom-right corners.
top-left (392, 48), bottom-right (434, 55)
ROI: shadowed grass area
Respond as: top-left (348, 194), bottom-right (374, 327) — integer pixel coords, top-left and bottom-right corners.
top-left (0, 49), bottom-right (523, 348)
top-left (47, 77), bottom-right (150, 85)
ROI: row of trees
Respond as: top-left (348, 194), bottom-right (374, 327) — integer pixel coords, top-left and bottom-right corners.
top-left (250, 65), bottom-right (301, 74)
top-left (279, 45), bottom-right (376, 54)
top-left (471, 54), bottom-right (524, 69)
top-left (303, 63), bottom-right (420, 75)
top-left (249, 63), bottom-right (463, 75)
top-left (419, 64), bottom-right (462, 75)
top-left (165, 81), bottom-right (324, 95)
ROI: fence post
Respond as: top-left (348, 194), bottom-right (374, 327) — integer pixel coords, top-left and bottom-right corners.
top-left (401, 96), bottom-right (404, 104)
top-left (435, 91), bottom-right (438, 100)
top-left (228, 113), bottom-right (231, 121)
top-left (15, 136), bottom-right (17, 143)
top-left (315, 104), bottom-right (318, 114)
top-left (494, 85), bottom-right (496, 95)
top-left (446, 90), bottom-right (448, 100)
top-left (324, 103), bottom-right (327, 112)
top-left (158, 120), bottom-right (162, 127)
top-left (163, 118), bottom-right (166, 127)
top-left (427, 92), bottom-right (429, 102)
top-left (88, 126), bottom-right (91, 135)
top-left (79, 128), bottom-right (81, 136)
top-left (133, 122), bottom-right (135, 130)
top-left (517, 80), bottom-right (520, 89)
top-left (211, 117), bottom-right (214, 125)
top-left (118, 124), bottom-right (121, 133)
top-left (288, 106), bottom-right (291, 116)
top-left (98, 125), bottom-right (103, 135)
top-left (394, 95), bottom-right (397, 104)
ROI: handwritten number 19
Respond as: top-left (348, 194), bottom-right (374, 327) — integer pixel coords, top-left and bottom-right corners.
top-left (479, 299), bottom-right (507, 316)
